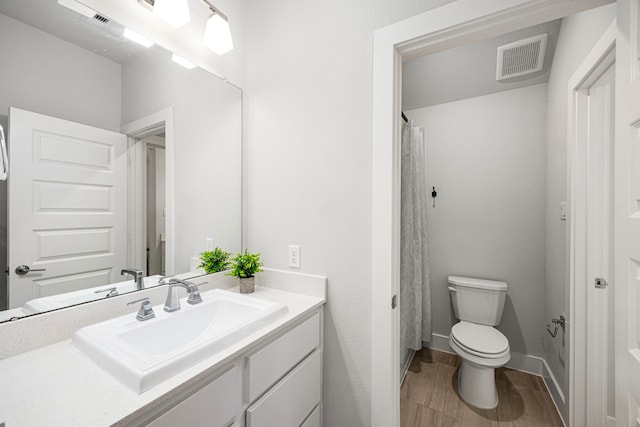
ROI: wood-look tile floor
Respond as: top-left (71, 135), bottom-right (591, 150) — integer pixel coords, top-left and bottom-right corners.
top-left (400, 348), bottom-right (564, 427)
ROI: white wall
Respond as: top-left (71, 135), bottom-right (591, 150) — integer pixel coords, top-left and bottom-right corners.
top-left (407, 84), bottom-right (548, 357)
top-left (121, 54), bottom-right (242, 274)
top-left (544, 3), bottom-right (615, 419)
top-left (243, 0), bottom-right (455, 425)
top-left (0, 13), bottom-right (121, 131)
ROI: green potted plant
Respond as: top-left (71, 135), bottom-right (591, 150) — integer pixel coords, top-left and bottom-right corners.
top-left (198, 247), bottom-right (232, 274)
top-left (227, 249), bottom-right (263, 293)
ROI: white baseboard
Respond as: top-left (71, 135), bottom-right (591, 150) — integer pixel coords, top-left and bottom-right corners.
top-left (540, 358), bottom-right (565, 403)
top-left (424, 333), bottom-right (566, 426)
top-left (423, 334), bottom-right (546, 375)
top-left (540, 358), bottom-right (567, 427)
top-left (424, 333), bottom-right (454, 354)
top-left (401, 350), bottom-right (415, 385)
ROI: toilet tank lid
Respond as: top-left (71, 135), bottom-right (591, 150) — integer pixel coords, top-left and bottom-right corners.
top-left (448, 276), bottom-right (507, 291)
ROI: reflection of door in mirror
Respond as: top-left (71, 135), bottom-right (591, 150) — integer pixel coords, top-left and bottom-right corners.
top-left (8, 108), bottom-right (127, 309)
top-left (143, 134), bottom-right (166, 276)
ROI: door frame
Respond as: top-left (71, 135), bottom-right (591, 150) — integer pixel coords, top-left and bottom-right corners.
top-left (121, 108), bottom-right (175, 277)
top-left (567, 20), bottom-right (616, 427)
top-left (143, 140), bottom-right (166, 276)
top-left (370, 0), bottom-right (611, 425)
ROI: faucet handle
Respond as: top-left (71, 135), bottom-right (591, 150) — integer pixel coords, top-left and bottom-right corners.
top-left (187, 282), bottom-right (207, 305)
top-left (94, 286), bottom-right (119, 298)
top-left (127, 297), bottom-right (155, 321)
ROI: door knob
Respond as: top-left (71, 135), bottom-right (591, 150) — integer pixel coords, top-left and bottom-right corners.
top-left (15, 265), bottom-right (46, 275)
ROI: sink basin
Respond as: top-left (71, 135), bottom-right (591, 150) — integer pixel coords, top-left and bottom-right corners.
top-left (73, 288), bottom-right (288, 393)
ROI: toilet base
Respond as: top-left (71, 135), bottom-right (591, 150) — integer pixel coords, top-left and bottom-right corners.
top-left (457, 361), bottom-right (498, 409)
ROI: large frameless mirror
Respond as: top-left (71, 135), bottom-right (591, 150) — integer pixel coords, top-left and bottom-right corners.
top-left (0, 0), bottom-right (242, 322)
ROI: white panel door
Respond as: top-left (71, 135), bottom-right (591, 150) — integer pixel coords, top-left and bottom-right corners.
top-left (615, 1), bottom-right (640, 425)
top-left (8, 108), bottom-right (127, 308)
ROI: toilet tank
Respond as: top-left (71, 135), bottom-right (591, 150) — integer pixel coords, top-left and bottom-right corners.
top-left (448, 276), bottom-right (508, 326)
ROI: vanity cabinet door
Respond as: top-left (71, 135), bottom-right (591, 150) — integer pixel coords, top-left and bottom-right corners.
top-left (246, 350), bottom-right (322, 427)
top-left (148, 366), bottom-right (240, 427)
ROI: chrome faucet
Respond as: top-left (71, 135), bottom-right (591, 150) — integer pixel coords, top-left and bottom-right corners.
top-left (121, 268), bottom-right (144, 290)
top-left (162, 278), bottom-right (206, 312)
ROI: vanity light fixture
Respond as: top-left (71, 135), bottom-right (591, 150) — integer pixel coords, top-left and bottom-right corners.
top-left (57, 0), bottom-right (98, 19)
top-left (137, 0), bottom-right (191, 29)
top-left (136, 0), bottom-right (233, 56)
top-left (124, 28), bottom-right (154, 48)
top-left (171, 53), bottom-right (196, 69)
top-left (202, 1), bottom-right (234, 55)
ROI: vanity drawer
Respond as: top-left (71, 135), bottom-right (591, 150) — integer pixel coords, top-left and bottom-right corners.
top-left (246, 350), bottom-right (322, 427)
top-left (148, 366), bottom-right (240, 427)
top-left (246, 312), bottom-right (320, 402)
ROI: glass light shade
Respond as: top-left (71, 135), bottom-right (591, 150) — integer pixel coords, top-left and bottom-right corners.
top-left (203, 13), bottom-right (234, 55)
top-left (123, 28), bottom-right (154, 48)
top-left (153, 0), bottom-right (190, 28)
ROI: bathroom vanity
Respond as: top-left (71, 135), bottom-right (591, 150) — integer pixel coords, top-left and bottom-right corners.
top-left (0, 269), bottom-right (326, 426)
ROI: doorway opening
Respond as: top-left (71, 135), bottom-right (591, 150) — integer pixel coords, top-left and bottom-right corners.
top-left (370, 1), bottom-right (617, 426)
top-left (137, 131), bottom-right (166, 277)
top-left (121, 107), bottom-right (175, 278)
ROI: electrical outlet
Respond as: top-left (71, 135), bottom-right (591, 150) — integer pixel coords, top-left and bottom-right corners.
top-left (288, 245), bottom-right (301, 268)
top-left (205, 238), bottom-right (214, 251)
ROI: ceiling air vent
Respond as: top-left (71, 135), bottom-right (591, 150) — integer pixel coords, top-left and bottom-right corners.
top-left (496, 33), bottom-right (548, 81)
top-left (93, 14), bottom-right (109, 24)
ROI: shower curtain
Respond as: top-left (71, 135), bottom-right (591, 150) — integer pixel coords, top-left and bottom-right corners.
top-left (399, 120), bottom-right (431, 372)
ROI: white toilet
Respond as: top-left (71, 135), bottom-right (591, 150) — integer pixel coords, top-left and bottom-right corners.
top-left (448, 276), bottom-right (510, 409)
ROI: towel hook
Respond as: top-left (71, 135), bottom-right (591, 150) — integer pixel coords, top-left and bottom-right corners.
top-left (546, 315), bottom-right (566, 338)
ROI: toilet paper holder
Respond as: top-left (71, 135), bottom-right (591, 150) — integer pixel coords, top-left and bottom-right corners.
top-left (546, 315), bottom-right (566, 338)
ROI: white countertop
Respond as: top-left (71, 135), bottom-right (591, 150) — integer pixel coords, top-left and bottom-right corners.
top-left (0, 284), bottom-right (325, 427)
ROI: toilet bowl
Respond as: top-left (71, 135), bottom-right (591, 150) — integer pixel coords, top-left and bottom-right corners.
top-left (448, 276), bottom-right (511, 409)
top-left (449, 321), bottom-right (510, 408)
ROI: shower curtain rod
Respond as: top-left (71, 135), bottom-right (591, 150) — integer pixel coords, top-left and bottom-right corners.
top-left (401, 111), bottom-right (408, 123)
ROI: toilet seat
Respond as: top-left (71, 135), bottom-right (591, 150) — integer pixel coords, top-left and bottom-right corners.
top-left (450, 321), bottom-right (509, 359)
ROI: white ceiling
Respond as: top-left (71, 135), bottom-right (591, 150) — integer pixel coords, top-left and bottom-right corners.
top-left (402, 19), bottom-right (562, 111)
top-left (0, 0), bottom-right (154, 64)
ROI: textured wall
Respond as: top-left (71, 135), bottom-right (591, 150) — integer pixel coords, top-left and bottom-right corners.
top-left (243, 1), bottom-right (455, 425)
top-left (407, 84), bottom-right (548, 358)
